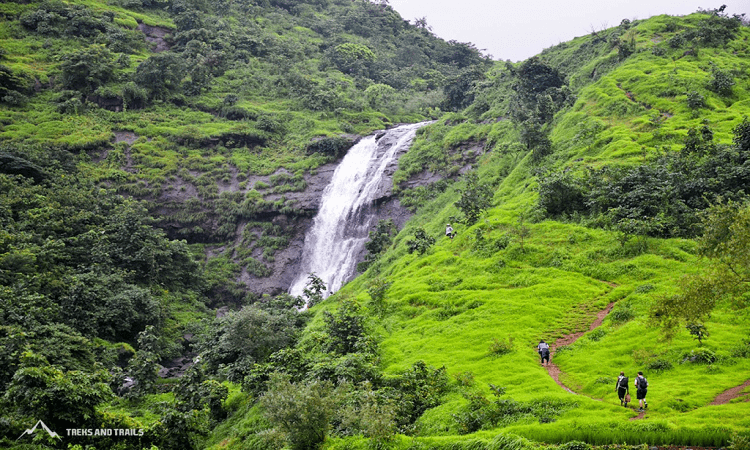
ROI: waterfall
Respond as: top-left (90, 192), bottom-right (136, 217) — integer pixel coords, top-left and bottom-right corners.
top-left (289, 122), bottom-right (430, 301)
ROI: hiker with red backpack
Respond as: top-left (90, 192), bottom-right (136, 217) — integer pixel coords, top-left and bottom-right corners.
top-left (615, 371), bottom-right (630, 407)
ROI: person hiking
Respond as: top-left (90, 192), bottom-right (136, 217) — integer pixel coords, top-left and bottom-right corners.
top-left (615, 371), bottom-right (630, 407)
top-left (537, 340), bottom-right (550, 366)
top-left (634, 371), bottom-right (648, 412)
top-left (445, 224), bottom-right (455, 239)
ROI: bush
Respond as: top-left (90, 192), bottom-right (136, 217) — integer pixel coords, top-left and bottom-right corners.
top-left (59, 45), bottom-right (116, 94)
top-left (587, 328), bottom-right (607, 342)
top-left (406, 227), bottom-right (435, 255)
top-left (684, 347), bottom-right (717, 364)
top-left (609, 304), bottom-right (635, 324)
top-left (646, 358), bottom-right (673, 372)
top-left (537, 170), bottom-right (586, 216)
top-left (455, 172), bottom-right (493, 225)
top-left (488, 337), bottom-right (514, 356)
top-left (707, 66), bottom-right (735, 96)
top-left (305, 136), bottom-right (355, 159)
top-left (686, 90), bottom-right (706, 109)
top-left (560, 441), bottom-right (591, 450)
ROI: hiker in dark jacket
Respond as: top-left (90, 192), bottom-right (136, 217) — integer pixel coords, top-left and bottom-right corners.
top-left (537, 340), bottom-right (550, 366)
top-left (634, 371), bottom-right (648, 412)
top-left (615, 371), bottom-right (629, 407)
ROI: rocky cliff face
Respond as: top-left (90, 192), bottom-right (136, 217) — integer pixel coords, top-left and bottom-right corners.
top-left (112, 126), bottom-right (480, 301)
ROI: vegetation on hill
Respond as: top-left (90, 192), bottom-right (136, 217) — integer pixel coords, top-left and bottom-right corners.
top-left (1, 1), bottom-right (750, 449)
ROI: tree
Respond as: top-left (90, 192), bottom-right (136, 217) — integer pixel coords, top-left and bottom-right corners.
top-left (59, 45), bottom-right (116, 94)
top-left (455, 172), bottom-right (493, 225)
top-left (125, 325), bottom-right (160, 398)
top-left (323, 299), bottom-right (369, 355)
top-left (406, 227), bottom-right (435, 255)
top-left (197, 304), bottom-right (302, 382)
top-left (650, 201), bottom-right (750, 341)
top-left (4, 351), bottom-right (113, 431)
top-left (303, 273), bottom-right (326, 307)
top-left (261, 372), bottom-right (343, 450)
top-left (134, 53), bottom-right (184, 100)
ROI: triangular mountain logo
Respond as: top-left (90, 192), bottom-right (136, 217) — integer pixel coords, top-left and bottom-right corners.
top-left (16, 420), bottom-right (61, 440)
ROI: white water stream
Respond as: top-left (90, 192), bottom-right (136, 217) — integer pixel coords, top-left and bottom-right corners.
top-left (289, 122), bottom-right (429, 301)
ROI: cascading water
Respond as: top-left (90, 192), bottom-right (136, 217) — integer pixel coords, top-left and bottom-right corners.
top-left (289, 122), bottom-right (430, 301)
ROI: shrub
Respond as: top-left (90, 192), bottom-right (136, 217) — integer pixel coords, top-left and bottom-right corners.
top-left (59, 45), bottom-right (116, 94)
top-left (729, 433), bottom-right (750, 450)
top-left (406, 227), bottom-right (435, 255)
top-left (454, 371), bottom-right (475, 387)
top-left (305, 136), bottom-right (355, 159)
top-left (686, 90), bottom-right (706, 109)
top-left (488, 337), bottom-right (514, 356)
top-left (587, 328), bottom-right (607, 342)
top-left (358, 219), bottom-right (396, 272)
top-left (560, 441), bottom-right (591, 450)
top-left (495, 234), bottom-right (512, 250)
top-left (609, 304), bottom-right (635, 324)
top-left (646, 358), bottom-right (673, 372)
top-left (261, 373), bottom-right (342, 450)
top-left (707, 66), bottom-right (735, 96)
top-left (455, 172), bottom-right (493, 225)
top-left (323, 299), bottom-right (370, 355)
top-left (537, 169), bottom-right (586, 216)
top-left (684, 347), bottom-right (717, 364)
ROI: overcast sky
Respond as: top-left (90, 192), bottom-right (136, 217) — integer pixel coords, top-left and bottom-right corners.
top-left (387, 0), bottom-right (748, 62)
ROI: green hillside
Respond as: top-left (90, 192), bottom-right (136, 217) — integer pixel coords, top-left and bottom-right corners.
top-left (324, 10), bottom-right (750, 448)
top-left (1, 1), bottom-right (750, 449)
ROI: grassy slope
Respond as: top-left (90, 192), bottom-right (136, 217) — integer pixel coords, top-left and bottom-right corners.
top-left (316, 12), bottom-right (750, 446)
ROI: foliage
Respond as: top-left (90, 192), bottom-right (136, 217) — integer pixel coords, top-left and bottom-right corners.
top-left (357, 219), bottom-right (396, 272)
top-left (135, 53), bottom-right (185, 100)
top-left (706, 65), bottom-right (735, 96)
top-left (125, 325), bottom-right (160, 398)
top-left (686, 322), bottom-right (710, 345)
top-left (488, 337), bottom-right (515, 356)
top-left (539, 121), bottom-right (750, 238)
top-left (382, 361), bottom-right (449, 433)
top-left (197, 301), bottom-right (305, 382)
top-left (323, 299), bottom-right (370, 356)
top-left (454, 172), bottom-right (493, 225)
top-left (303, 273), bottom-right (327, 307)
top-left (366, 277), bottom-right (392, 315)
top-left (452, 384), bottom-right (575, 433)
top-left (3, 351), bottom-right (113, 431)
top-left (175, 365), bottom-right (229, 422)
top-left (406, 227), bottom-right (435, 255)
top-left (306, 137), bottom-right (356, 159)
top-left (651, 199), bottom-right (750, 340)
top-left (59, 45), bottom-right (117, 94)
top-left (261, 372), bottom-right (342, 450)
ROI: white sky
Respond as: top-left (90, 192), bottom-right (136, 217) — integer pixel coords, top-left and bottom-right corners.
top-left (387, 0), bottom-right (749, 61)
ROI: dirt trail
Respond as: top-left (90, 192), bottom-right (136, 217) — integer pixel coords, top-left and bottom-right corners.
top-left (710, 379), bottom-right (750, 405)
top-left (545, 302), bottom-right (616, 393)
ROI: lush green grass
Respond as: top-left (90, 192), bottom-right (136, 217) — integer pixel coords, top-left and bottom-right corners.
top-left (304, 12), bottom-right (750, 448)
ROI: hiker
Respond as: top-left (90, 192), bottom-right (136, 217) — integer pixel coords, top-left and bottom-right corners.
top-left (445, 224), bottom-right (455, 239)
top-left (537, 340), bottom-right (550, 366)
top-left (615, 371), bottom-right (630, 407)
top-left (634, 371), bottom-right (648, 412)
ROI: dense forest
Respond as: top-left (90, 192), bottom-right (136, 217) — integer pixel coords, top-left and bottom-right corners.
top-left (1, 0), bottom-right (750, 449)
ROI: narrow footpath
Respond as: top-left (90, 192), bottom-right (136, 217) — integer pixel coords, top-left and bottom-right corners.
top-left (546, 302), bottom-right (616, 393)
top-left (710, 379), bottom-right (750, 405)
